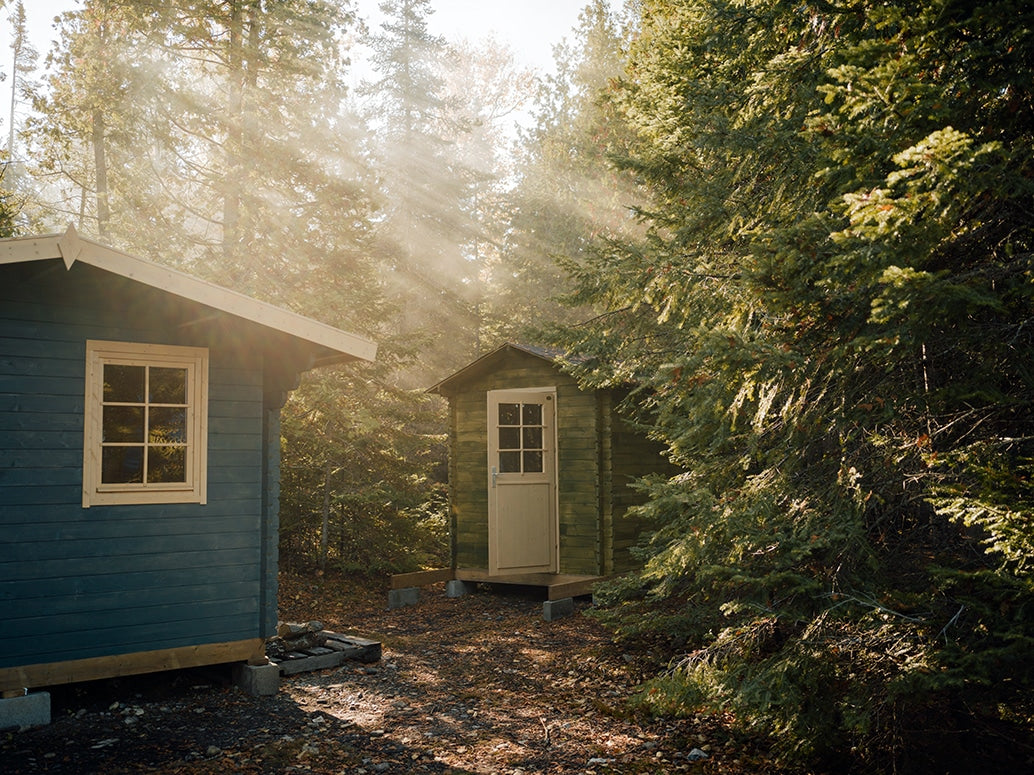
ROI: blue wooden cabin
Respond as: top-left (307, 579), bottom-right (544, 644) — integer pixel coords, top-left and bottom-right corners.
top-left (0, 228), bottom-right (376, 694)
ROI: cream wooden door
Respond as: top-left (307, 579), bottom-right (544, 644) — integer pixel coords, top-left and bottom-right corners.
top-left (487, 388), bottom-right (557, 574)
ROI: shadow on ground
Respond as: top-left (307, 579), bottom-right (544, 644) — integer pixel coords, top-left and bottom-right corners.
top-left (1, 664), bottom-right (477, 774)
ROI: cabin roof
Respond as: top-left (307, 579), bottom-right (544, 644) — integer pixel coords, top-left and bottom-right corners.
top-left (427, 342), bottom-right (571, 396)
top-left (0, 226), bottom-right (376, 366)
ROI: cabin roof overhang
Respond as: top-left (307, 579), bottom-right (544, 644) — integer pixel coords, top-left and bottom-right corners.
top-left (0, 227), bottom-right (377, 366)
top-left (427, 342), bottom-right (567, 396)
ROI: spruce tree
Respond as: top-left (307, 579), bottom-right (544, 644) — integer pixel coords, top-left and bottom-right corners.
top-left (561, 0), bottom-right (1034, 768)
top-left (498, 0), bottom-right (641, 338)
top-left (361, 0), bottom-right (478, 383)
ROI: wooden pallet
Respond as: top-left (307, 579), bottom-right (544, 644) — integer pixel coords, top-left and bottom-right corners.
top-left (269, 632), bottom-right (381, 676)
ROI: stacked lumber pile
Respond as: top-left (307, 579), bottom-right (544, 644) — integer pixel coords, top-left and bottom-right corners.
top-left (266, 621), bottom-right (381, 675)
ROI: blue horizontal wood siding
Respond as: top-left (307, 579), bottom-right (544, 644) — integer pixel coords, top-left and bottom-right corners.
top-left (0, 260), bottom-right (278, 670)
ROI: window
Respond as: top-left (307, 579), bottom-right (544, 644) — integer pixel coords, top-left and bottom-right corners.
top-left (83, 341), bottom-right (208, 507)
top-left (496, 401), bottom-right (545, 473)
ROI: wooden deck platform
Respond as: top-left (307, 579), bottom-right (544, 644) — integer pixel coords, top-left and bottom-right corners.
top-left (390, 568), bottom-right (606, 600)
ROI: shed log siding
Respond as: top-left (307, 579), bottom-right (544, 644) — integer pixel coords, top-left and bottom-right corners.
top-left (606, 404), bottom-right (661, 574)
top-left (0, 260), bottom-right (274, 671)
top-left (443, 348), bottom-right (603, 576)
top-left (435, 343), bottom-right (677, 582)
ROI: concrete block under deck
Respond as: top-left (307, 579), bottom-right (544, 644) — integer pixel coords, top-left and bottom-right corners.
top-left (542, 597), bottom-right (575, 621)
top-left (0, 692), bottom-right (51, 731)
top-left (387, 587), bottom-right (420, 609)
top-left (232, 662), bottom-right (279, 697)
top-left (445, 580), bottom-right (477, 598)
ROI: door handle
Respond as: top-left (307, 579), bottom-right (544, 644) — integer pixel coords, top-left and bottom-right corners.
top-left (491, 466), bottom-right (498, 488)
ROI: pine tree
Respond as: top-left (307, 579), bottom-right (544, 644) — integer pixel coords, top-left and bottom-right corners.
top-left (561, 0), bottom-right (1034, 768)
top-left (23, 1), bottom-right (143, 238)
top-left (4, 1), bottom-right (36, 163)
top-left (497, 0), bottom-right (642, 339)
top-left (360, 0), bottom-right (484, 383)
top-left (26, 0), bottom-right (373, 306)
top-left (1, 0), bottom-right (38, 226)
top-left (437, 37), bottom-right (535, 354)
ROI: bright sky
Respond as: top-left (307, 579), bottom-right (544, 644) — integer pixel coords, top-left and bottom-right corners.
top-left (1, 0), bottom-right (589, 76)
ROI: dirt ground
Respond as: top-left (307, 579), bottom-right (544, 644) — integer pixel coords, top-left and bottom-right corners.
top-left (1, 570), bottom-right (778, 774)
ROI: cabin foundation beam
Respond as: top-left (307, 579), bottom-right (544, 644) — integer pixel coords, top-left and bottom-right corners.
top-left (454, 569), bottom-right (604, 600)
top-left (390, 569), bottom-right (455, 589)
top-left (0, 638), bottom-right (266, 694)
top-left (0, 691), bottom-right (50, 731)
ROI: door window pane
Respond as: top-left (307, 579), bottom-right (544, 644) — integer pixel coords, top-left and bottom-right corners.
top-left (523, 450), bottom-right (543, 473)
top-left (499, 451), bottom-right (521, 473)
top-left (498, 427), bottom-right (520, 450)
top-left (498, 403), bottom-right (520, 425)
top-left (522, 403), bottom-right (542, 425)
top-left (522, 427), bottom-right (543, 450)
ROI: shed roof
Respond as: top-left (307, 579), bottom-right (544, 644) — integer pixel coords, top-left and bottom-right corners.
top-left (427, 342), bottom-right (569, 396)
top-left (0, 226), bottom-right (376, 366)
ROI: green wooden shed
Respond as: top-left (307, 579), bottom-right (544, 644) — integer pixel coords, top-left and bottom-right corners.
top-left (427, 343), bottom-right (671, 595)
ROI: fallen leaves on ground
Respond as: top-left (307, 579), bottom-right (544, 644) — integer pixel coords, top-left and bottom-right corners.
top-left (2, 569), bottom-right (781, 774)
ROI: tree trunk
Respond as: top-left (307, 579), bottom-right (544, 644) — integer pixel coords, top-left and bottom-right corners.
top-left (92, 108), bottom-right (110, 239)
top-left (320, 461), bottom-right (331, 571)
top-left (222, 0), bottom-right (243, 267)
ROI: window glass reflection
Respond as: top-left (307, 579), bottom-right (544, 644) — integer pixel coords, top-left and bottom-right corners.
top-left (103, 406), bottom-right (144, 443)
top-left (104, 364), bottom-right (144, 403)
top-left (498, 403), bottom-right (520, 425)
top-left (499, 451), bottom-right (521, 473)
top-left (522, 403), bottom-right (542, 425)
top-left (148, 446), bottom-right (187, 483)
top-left (150, 367), bottom-right (187, 404)
top-left (102, 446), bottom-right (143, 484)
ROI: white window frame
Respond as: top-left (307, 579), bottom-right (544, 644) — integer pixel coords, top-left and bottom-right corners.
top-left (83, 340), bottom-right (209, 508)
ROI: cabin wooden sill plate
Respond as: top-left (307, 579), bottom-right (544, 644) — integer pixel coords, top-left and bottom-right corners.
top-left (391, 568), bottom-right (605, 601)
top-left (0, 638), bottom-right (266, 695)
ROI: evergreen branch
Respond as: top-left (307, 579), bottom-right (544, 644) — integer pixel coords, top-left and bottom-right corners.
top-left (572, 305), bottom-right (634, 327)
